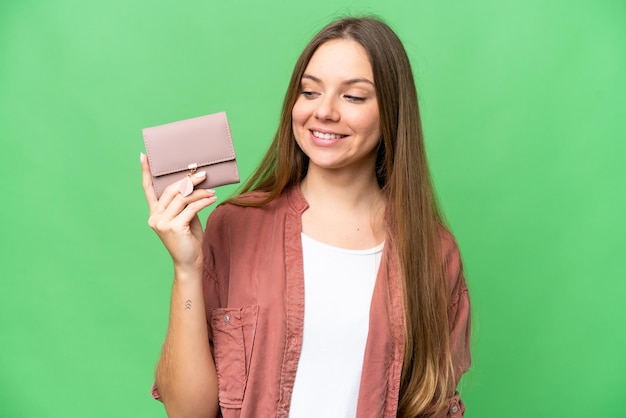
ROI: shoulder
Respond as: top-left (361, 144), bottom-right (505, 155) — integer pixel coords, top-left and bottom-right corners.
top-left (437, 225), bottom-right (460, 265)
top-left (437, 225), bottom-right (468, 308)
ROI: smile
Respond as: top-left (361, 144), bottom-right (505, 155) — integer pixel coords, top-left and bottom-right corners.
top-left (311, 130), bottom-right (347, 140)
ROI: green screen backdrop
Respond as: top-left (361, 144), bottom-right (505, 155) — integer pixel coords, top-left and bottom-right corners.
top-left (1, 1), bottom-right (624, 417)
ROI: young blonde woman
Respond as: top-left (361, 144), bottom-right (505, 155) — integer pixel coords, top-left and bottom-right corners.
top-left (141, 16), bottom-right (470, 418)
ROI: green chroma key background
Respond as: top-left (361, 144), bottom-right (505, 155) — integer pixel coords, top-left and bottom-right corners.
top-left (1, 0), bottom-right (624, 416)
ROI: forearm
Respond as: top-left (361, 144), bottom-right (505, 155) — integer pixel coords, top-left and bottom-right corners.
top-left (156, 269), bottom-right (219, 418)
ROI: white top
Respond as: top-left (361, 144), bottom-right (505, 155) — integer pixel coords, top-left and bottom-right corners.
top-left (289, 233), bottom-right (384, 418)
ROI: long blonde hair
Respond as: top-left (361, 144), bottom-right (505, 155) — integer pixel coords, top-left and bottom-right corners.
top-left (228, 17), bottom-right (454, 417)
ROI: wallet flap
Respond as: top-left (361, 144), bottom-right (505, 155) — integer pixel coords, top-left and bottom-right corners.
top-left (142, 112), bottom-right (236, 177)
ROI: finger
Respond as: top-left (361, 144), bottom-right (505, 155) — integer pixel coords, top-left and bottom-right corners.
top-left (140, 153), bottom-right (158, 210)
top-left (160, 188), bottom-right (216, 223)
top-left (148, 190), bottom-right (216, 234)
top-left (168, 195), bottom-right (218, 230)
top-left (154, 171), bottom-right (210, 215)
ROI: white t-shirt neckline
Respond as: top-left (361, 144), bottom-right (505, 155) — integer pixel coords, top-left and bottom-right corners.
top-left (300, 232), bottom-right (385, 255)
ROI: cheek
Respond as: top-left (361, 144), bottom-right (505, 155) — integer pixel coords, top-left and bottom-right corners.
top-left (291, 98), bottom-right (309, 128)
top-left (291, 103), bottom-right (306, 144)
top-left (353, 109), bottom-right (381, 138)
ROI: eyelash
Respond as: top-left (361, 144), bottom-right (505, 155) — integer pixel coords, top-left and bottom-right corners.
top-left (344, 95), bottom-right (366, 103)
top-left (300, 90), bottom-right (318, 99)
top-left (300, 91), bottom-right (366, 103)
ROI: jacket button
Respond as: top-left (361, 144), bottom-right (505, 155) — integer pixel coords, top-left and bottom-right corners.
top-left (451, 405), bottom-right (459, 414)
top-left (223, 315), bottom-right (230, 323)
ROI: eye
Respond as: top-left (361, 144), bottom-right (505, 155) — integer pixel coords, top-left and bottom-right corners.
top-left (344, 95), bottom-right (366, 103)
top-left (300, 90), bottom-right (319, 99)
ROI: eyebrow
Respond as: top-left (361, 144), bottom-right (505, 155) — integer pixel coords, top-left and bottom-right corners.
top-left (302, 73), bottom-right (375, 86)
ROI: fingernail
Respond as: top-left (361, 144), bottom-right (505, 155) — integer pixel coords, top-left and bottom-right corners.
top-left (206, 189), bottom-right (215, 194)
top-left (139, 152), bottom-right (145, 163)
top-left (194, 171), bottom-right (206, 178)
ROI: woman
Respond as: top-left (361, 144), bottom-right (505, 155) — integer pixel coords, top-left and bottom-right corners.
top-left (141, 17), bottom-right (470, 418)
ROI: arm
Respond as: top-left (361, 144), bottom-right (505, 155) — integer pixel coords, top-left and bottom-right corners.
top-left (428, 282), bottom-right (470, 418)
top-left (141, 154), bottom-right (219, 418)
top-left (155, 269), bottom-right (219, 418)
top-left (435, 228), bottom-right (471, 418)
top-left (436, 285), bottom-right (470, 418)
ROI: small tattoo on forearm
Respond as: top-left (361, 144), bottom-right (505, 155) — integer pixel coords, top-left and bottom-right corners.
top-left (185, 300), bottom-right (192, 310)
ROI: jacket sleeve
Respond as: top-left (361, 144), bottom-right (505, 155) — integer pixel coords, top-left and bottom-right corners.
top-left (438, 228), bottom-right (471, 417)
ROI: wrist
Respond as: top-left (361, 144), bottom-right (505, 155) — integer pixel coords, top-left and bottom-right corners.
top-left (173, 264), bottom-right (203, 284)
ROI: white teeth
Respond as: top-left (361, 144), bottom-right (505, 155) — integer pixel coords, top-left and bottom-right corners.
top-left (312, 131), bottom-right (345, 140)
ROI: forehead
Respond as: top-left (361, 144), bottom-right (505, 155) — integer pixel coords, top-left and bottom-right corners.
top-left (303, 39), bottom-right (373, 81)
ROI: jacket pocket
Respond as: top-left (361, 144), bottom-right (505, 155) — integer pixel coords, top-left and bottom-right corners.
top-left (211, 305), bottom-right (259, 409)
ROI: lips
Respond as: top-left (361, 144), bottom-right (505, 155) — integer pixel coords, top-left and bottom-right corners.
top-left (311, 130), bottom-right (347, 140)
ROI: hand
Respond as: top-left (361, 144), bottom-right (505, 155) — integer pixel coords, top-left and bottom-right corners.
top-left (140, 153), bottom-right (217, 274)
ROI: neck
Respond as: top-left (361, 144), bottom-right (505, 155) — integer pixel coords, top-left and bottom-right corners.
top-left (299, 163), bottom-right (386, 249)
top-left (300, 164), bottom-right (382, 210)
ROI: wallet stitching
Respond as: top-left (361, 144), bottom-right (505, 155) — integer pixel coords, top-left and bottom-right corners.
top-left (151, 157), bottom-right (237, 177)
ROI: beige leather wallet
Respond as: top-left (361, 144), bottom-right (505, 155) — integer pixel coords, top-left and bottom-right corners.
top-left (142, 111), bottom-right (240, 198)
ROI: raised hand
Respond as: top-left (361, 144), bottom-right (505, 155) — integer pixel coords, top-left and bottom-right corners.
top-left (140, 153), bottom-right (217, 273)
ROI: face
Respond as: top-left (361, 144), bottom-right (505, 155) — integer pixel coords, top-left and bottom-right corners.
top-left (292, 39), bottom-right (381, 175)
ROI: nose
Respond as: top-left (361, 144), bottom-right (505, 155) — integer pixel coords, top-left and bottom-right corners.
top-left (314, 95), bottom-right (340, 122)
